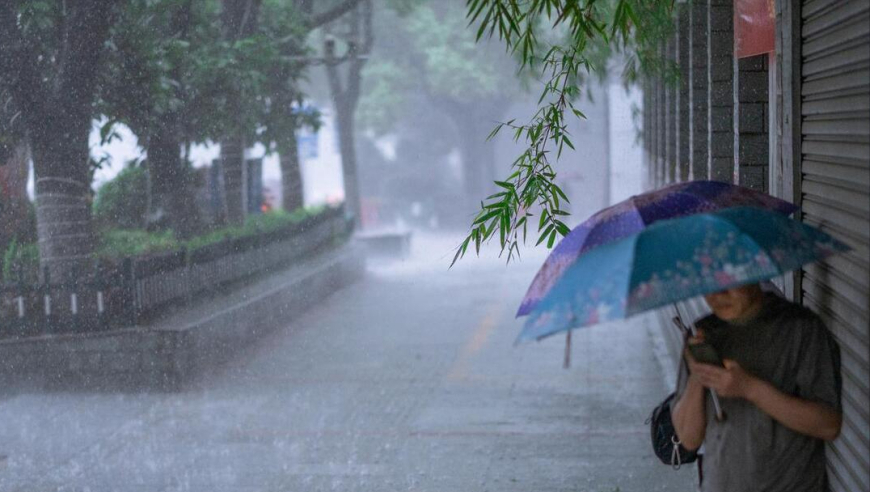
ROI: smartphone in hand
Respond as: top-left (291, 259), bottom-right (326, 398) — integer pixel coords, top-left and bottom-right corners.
top-left (688, 342), bottom-right (723, 367)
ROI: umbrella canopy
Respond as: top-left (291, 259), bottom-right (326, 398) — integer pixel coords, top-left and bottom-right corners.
top-left (518, 207), bottom-right (849, 343)
top-left (516, 181), bottom-right (798, 317)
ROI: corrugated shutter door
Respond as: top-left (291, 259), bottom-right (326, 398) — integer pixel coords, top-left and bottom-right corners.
top-left (800, 1), bottom-right (870, 491)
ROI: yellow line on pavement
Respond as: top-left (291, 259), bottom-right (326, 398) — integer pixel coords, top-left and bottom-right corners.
top-left (447, 303), bottom-right (502, 381)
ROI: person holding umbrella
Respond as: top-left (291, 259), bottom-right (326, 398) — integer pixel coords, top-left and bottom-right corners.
top-left (516, 196), bottom-right (850, 491)
top-left (672, 283), bottom-right (842, 492)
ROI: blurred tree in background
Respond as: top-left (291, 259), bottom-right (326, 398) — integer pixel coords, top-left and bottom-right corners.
top-left (323, 0), bottom-right (372, 227)
top-left (358, 1), bottom-right (523, 216)
top-left (260, 0), bottom-right (362, 214)
top-left (99, 0), bottom-right (222, 237)
top-left (0, 0), bottom-right (365, 281)
top-left (218, 0), bottom-right (364, 225)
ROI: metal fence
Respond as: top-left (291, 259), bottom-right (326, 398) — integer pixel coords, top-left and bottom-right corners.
top-left (0, 206), bottom-right (352, 339)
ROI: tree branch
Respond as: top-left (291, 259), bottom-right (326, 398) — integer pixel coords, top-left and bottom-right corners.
top-left (324, 39), bottom-right (345, 108)
top-left (307, 0), bottom-right (360, 29)
top-left (296, 0), bottom-right (314, 16)
top-left (0, 3), bottom-right (48, 132)
top-left (359, 0), bottom-right (373, 54)
top-left (342, 0), bottom-right (372, 108)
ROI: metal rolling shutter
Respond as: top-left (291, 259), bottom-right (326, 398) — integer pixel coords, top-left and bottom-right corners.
top-left (800, 1), bottom-right (870, 491)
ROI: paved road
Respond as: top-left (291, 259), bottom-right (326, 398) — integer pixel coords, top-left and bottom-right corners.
top-left (0, 234), bottom-right (696, 491)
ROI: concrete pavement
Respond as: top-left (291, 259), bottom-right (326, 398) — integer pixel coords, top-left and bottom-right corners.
top-left (0, 233), bottom-right (696, 491)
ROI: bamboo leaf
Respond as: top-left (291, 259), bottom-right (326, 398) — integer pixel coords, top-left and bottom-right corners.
top-left (474, 209), bottom-right (501, 225)
top-left (547, 229), bottom-right (557, 248)
top-left (552, 184), bottom-right (570, 203)
top-left (450, 236), bottom-right (472, 268)
top-left (536, 224), bottom-right (554, 246)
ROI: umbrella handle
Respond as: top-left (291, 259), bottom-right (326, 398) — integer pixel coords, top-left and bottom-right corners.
top-left (563, 330), bottom-right (572, 369)
top-left (710, 390), bottom-right (727, 422)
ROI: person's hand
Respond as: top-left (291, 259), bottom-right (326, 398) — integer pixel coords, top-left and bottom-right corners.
top-left (691, 359), bottom-right (759, 399)
top-left (683, 330), bottom-right (705, 376)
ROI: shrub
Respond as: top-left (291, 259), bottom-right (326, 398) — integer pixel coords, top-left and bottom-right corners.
top-left (97, 229), bottom-right (180, 258)
top-left (185, 206), bottom-right (327, 251)
top-left (93, 163), bottom-right (148, 230)
top-left (1, 238), bottom-right (39, 283)
top-left (96, 206), bottom-right (331, 258)
top-left (1, 205), bottom-right (337, 282)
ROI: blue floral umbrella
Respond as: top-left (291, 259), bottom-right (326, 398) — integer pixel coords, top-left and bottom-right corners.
top-left (516, 180), bottom-right (798, 317)
top-left (519, 206), bottom-right (849, 343)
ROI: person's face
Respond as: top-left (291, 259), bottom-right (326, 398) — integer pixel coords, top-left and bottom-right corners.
top-left (704, 284), bottom-right (764, 322)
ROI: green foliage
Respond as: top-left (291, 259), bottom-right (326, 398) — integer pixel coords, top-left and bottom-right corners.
top-left (405, 6), bottom-right (507, 101)
top-left (93, 163), bottom-right (149, 230)
top-left (258, 0), bottom-right (323, 153)
top-left (97, 229), bottom-right (180, 258)
top-left (184, 206), bottom-right (326, 251)
top-left (357, 60), bottom-right (409, 134)
top-left (95, 206), bottom-right (331, 259)
top-left (357, 2), bottom-right (520, 136)
top-left (453, 0), bottom-right (676, 265)
top-left (384, 0), bottom-right (427, 16)
top-left (97, 0), bottom-right (317, 152)
top-left (1, 237), bottom-right (38, 283)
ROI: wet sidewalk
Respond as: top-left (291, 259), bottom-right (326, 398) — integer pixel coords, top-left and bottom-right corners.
top-left (0, 233), bottom-right (696, 491)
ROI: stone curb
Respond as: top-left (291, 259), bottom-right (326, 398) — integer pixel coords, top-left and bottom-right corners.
top-left (0, 244), bottom-right (365, 392)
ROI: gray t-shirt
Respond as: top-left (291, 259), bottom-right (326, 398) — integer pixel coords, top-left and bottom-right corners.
top-left (679, 294), bottom-right (842, 492)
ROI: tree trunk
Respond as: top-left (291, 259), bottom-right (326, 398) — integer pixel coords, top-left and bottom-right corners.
top-left (279, 134), bottom-right (305, 212)
top-left (454, 113), bottom-right (498, 212)
top-left (0, 2), bottom-right (114, 283)
top-left (144, 0), bottom-right (200, 238)
top-left (335, 102), bottom-right (361, 223)
top-left (221, 135), bottom-right (247, 224)
top-left (148, 125), bottom-right (201, 238)
top-left (323, 0), bottom-right (372, 228)
top-left (220, 0), bottom-right (262, 225)
top-left (31, 134), bottom-right (95, 284)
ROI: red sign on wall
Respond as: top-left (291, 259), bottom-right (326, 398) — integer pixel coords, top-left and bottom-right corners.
top-left (734, 0), bottom-right (775, 58)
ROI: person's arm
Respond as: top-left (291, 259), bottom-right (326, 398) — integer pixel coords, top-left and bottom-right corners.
top-left (671, 334), bottom-right (708, 451)
top-left (672, 367), bottom-right (707, 451)
top-left (691, 360), bottom-right (842, 441)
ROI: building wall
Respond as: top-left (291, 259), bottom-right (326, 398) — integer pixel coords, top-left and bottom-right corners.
top-left (735, 55), bottom-right (770, 191)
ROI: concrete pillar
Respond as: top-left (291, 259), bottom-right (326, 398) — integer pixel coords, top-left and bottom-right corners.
top-left (665, 37), bottom-right (677, 184)
top-left (690, 0), bottom-right (709, 180)
top-left (772, 0), bottom-right (802, 306)
top-left (734, 55), bottom-right (770, 192)
top-left (677, 4), bottom-right (691, 182)
top-left (643, 78), bottom-right (653, 188)
top-left (656, 48), bottom-right (666, 187)
top-left (708, 0), bottom-right (734, 183)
